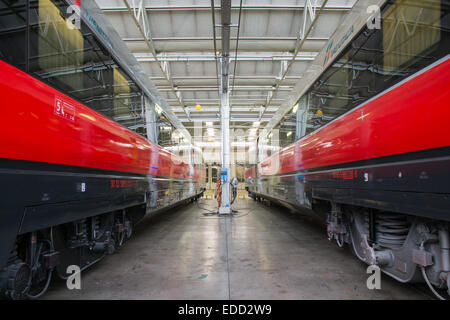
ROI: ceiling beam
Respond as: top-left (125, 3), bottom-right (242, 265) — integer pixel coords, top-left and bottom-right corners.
top-left (260, 0), bottom-right (329, 120)
top-left (100, 4), bottom-right (352, 12)
top-left (177, 117), bottom-right (273, 122)
top-left (123, 36), bottom-right (328, 42)
top-left (134, 53), bottom-right (316, 62)
top-left (157, 86), bottom-right (293, 92)
top-left (125, 37), bottom-right (327, 53)
top-left (121, 0), bottom-right (185, 108)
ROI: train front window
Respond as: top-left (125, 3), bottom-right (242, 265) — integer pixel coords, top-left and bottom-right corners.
top-left (0, 0), bottom-right (26, 71)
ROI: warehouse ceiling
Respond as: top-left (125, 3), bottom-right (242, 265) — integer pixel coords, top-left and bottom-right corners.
top-left (95, 0), bottom-right (356, 142)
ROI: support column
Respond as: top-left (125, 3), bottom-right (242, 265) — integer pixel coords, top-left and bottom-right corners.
top-left (218, 0), bottom-right (232, 214)
top-left (219, 69), bottom-right (231, 214)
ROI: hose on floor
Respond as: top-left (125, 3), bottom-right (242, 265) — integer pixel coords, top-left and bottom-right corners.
top-left (421, 266), bottom-right (447, 300)
top-left (195, 198), bottom-right (256, 219)
top-left (419, 241), bottom-right (448, 300)
top-left (26, 268), bottom-right (53, 300)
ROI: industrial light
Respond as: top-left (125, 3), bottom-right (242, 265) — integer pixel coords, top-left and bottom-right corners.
top-left (287, 131), bottom-right (292, 137)
top-left (155, 103), bottom-right (163, 114)
top-left (196, 141), bottom-right (221, 147)
top-left (195, 104), bottom-right (202, 111)
top-left (206, 122), bottom-right (213, 126)
top-left (253, 121), bottom-right (260, 127)
top-left (292, 103), bottom-right (298, 114)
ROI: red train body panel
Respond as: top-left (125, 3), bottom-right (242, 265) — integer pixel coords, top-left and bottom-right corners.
top-left (0, 0), bottom-right (207, 299)
top-left (0, 60), bottom-right (197, 179)
top-left (258, 58), bottom-right (450, 177)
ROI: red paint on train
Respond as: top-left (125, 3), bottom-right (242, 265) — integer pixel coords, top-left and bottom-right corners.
top-left (259, 58), bottom-right (450, 176)
top-left (0, 60), bottom-right (194, 179)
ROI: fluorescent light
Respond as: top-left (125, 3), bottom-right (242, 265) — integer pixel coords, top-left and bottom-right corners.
top-left (232, 142), bottom-right (249, 147)
top-left (206, 121), bottom-right (213, 126)
top-left (155, 103), bottom-right (163, 114)
top-left (253, 121), bottom-right (260, 127)
top-left (292, 104), bottom-right (298, 113)
top-left (287, 131), bottom-right (292, 137)
top-left (196, 142), bottom-right (221, 147)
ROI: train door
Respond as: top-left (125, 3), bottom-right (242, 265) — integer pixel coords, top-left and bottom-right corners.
top-left (206, 165), bottom-right (220, 190)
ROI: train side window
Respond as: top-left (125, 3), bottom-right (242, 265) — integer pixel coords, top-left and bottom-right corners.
top-left (112, 67), bottom-right (143, 130)
top-left (346, 27), bottom-right (384, 110)
top-left (281, 0), bottom-right (449, 147)
top-left (156, 112), bottom-right (175, 147)
top-left (28, 0), bottom-right (85, 98)
top-left (278, 107), bottom-right (296, 148)
top-left (28, 0), bottom-right (146, 135)
top-left (144, 97), bottom-right (158, 143)
top-left (81, 33), bottom-right (115, 118)
top-left (113, 67), bottom-right (130, 121)
top-left (381, 0), bottom-right (443, 84)
top-left (0, 0), bottom-right (27, 71)
top-left (307, 54), bottom-right (349, 132)
top-left (211, 167), bottom-right (218, 183)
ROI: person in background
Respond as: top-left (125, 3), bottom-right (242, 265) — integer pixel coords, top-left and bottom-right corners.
top-left (214, 178), bottom-right (222, 209)
top-left (231, 177), bottom-right (238, 204)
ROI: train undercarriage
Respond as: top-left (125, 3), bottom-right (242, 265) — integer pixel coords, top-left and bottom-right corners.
top-left (0, 193), bottom-right (203, 300)
top-left (250, 192), bottom-right (450, 300)
top-left (0, 206), bottom-right (138, 300)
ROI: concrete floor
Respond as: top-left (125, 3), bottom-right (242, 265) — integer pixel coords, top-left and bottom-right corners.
top-left (43, 198), bottom-right (431, 300)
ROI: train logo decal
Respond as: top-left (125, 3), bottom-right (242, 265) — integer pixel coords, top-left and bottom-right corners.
top-left (322, 25), bottom-right (354, 69)
top-left (54, 97), bottom-right (75, 122)
top-left (84, 10), bottom-right (114, 49)
top-left (322, 40), bottom-right (334, 68)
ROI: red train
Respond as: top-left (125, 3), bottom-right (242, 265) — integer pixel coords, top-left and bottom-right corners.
top-left (0, 0), bottom-right (204, 299)
top-left (246, 0), bottom-right (450, 298)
